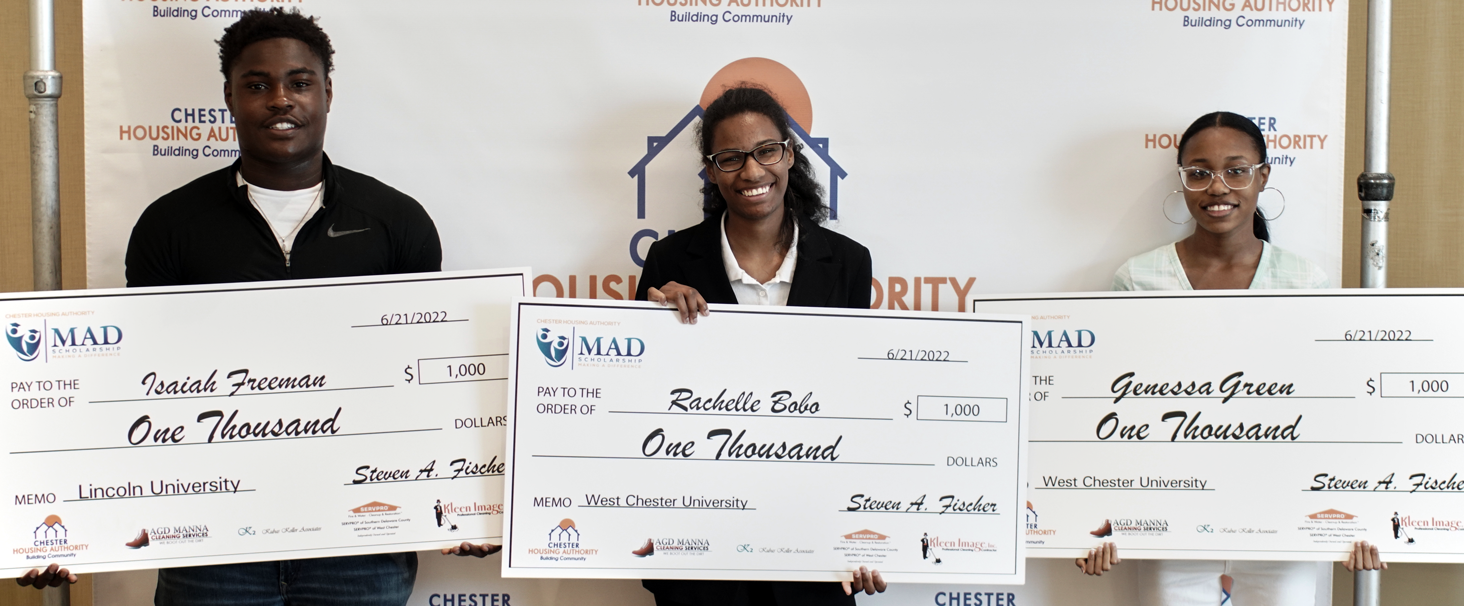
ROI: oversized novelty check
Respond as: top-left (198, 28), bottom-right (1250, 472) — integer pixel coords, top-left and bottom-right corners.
top-left (502, 299), bottom-right (1029, 583)
top-left (1, 270), bottom-right (526, 577)
top-left (969, 290), bottom-right (1464, 563)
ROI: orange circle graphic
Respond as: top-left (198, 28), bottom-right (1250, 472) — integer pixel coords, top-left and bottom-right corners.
top-left (700, 58), bottom-right (813, 133)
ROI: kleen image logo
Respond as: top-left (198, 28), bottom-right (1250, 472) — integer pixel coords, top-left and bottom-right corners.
top-left (626, 57), bottom-right (845, 269)
top-left (6, 322), bottom-right (41, 361)
top-left (15, 515), bottom-right (89, 561)
top-left (924, 533), bottom-right (997, 560)
top-left (1392, 512), bottom-right (1463, 545)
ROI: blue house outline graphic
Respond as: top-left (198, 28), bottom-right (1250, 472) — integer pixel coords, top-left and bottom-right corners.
top-left (627, 105), bottom-right (847, 221)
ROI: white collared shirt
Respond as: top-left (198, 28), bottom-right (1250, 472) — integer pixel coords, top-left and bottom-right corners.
top-left (720, 213), bottom-right (798, 307)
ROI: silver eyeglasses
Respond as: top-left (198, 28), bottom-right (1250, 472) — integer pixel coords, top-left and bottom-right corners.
top-left (1178, 163), bottom-right (1266, 191)
top-left (706, 139), bottom-right (790, 173)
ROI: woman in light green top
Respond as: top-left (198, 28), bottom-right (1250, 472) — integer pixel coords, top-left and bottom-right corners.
top-left (1085, 113), bottom-right (1371, 606)
top-left (1113, 111), bottom-right (1328, 291)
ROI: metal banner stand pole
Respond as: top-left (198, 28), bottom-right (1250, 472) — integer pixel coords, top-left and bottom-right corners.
top-left (26, 0), bottom-right (67, 600)
top-left (26, 0), bottom-right (62, 293)
top-left (1359, 0), bottom-right (1394, 289)
top-left (1354, 0), bottom-right (1391, 602)
top-left (1356, 568), bottom-right (1382, 606)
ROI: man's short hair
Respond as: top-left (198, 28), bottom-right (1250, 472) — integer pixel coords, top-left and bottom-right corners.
top-left (218, 8), bottom-right (335, 79)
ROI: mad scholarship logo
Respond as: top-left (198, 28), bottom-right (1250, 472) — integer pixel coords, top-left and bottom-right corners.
top-left (626, 57), bottom-right (847, 268)
top-left (1030, 327), bottom-right (1095, 359)
top-left (536, 327), bottom-right (645, 370)
top-left (7, 319), bottom-right (124, 363)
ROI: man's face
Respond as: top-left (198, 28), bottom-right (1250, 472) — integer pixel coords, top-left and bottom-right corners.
top-left (224, 38), bottom-right (331, 168)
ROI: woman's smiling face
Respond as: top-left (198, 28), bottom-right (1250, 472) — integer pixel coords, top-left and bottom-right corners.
top-left (706, 111), bottom-right (793, 223)
top-left (1179, 126), bottom-right (1269, 237)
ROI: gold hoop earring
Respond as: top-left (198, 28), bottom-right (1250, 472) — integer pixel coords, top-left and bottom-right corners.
top-left (1162, 191), bottom-right (1193, 225)
top-left (1258, 187), bottom-right (1286, 221)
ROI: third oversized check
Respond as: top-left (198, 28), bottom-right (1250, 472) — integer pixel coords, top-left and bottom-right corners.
top-left (502, 299), bottom-right (1029, 583)
top-left (970, 290), bottom-right (1464, 563)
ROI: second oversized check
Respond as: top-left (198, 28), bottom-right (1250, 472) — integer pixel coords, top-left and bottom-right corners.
top-left (503, 300), bottom-right (1029, 583)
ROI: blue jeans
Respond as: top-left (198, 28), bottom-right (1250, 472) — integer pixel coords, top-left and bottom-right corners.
top-left (155, 553), bottom-right (417, 606)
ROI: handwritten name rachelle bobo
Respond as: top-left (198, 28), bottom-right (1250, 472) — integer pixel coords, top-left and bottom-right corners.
top-left (125, 369), bottom-right (340, 446)
top-left (641, 388), bottom-right (842, 462)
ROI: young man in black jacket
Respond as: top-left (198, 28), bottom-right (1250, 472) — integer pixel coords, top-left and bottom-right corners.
top-left (136, 10), bottom-right (437, 606)
top-left (14, 7), bottom-right (438, 602)
top-left (125, 9), bottom-right (439, 287)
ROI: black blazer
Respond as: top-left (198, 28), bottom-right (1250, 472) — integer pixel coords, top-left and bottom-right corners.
top-left (633, 215), bottom-right (872, 309)
top-left (634, 214), bottom-right (871, 606)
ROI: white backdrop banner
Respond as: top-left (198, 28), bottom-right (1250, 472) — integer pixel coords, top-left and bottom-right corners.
top-left (84, 0), bottom-right (1348, 305)
top-left (79, 0), bottom-right (1348, 600)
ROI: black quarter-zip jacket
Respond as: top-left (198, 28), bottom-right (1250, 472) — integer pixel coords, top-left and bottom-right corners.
top-left (125, 154), bottom-right (441, 287)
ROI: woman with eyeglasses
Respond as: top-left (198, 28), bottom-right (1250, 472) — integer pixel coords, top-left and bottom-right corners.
top-left (633, 86), bottom-right (881, 606)
top-left (1112, 111), bottom-right (1328, 291)
top-left (1080, 111), bottom-right (1385, 604)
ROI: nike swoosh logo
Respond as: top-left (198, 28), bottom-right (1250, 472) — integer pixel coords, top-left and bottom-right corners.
top-left (327, 225), bottom-right (370, 238)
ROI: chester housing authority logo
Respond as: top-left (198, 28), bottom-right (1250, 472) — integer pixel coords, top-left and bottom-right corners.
top-left (626, 57), bottom-right (846, 269)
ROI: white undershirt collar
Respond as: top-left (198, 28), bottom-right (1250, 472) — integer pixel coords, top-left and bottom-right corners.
top-left (720, 212), bottom-right (798, 306)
